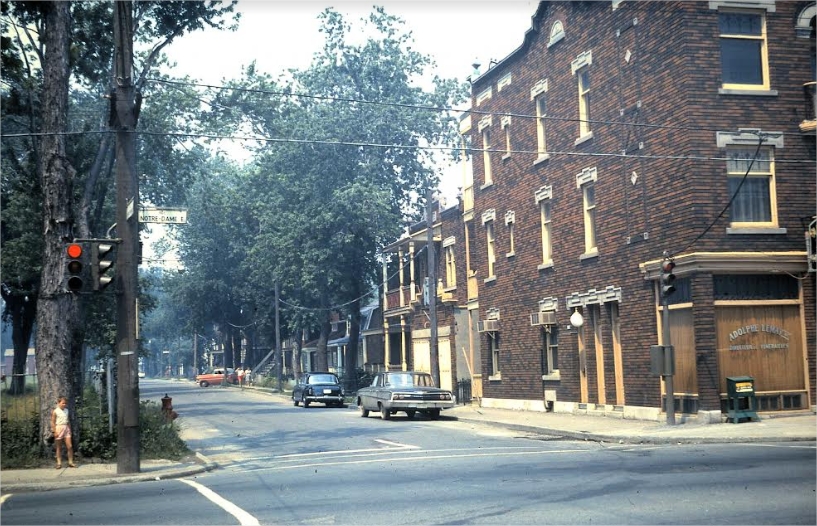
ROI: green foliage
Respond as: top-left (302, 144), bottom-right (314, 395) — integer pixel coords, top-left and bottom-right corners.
top-left (0, 386), bottom-right (190, 469)
top-left (0, 403), bottom-right (42, 468)
top-left (138, 400), bottom-right (191, 460)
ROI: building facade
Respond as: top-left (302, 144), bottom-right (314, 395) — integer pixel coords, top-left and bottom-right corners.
top-left (453, 0), bottom-right (815, 419)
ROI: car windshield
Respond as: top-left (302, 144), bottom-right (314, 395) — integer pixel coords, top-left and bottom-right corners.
top-left (385, 372), bottom-right (434, 388)
top-left (308, 374), bottom-right (338, 384)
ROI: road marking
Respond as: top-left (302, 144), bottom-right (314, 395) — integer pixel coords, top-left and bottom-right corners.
top-left (741, 443), bottom-right (816, 449)
top-left (373, 438), bottom-right (419, 449)
top-left (0, 494), bottom-right (11, 506)
top-left (242, 448), bottom-right (587, 472)
top-left (179, 479), bottom-right (259, 526)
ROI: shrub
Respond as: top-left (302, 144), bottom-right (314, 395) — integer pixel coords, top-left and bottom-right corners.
top-left (0, 385), bottom-right (190, 469)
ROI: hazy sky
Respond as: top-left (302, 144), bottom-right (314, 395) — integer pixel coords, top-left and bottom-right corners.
top-left (164, 1), bottom-right (538, 88)
top-left (145, 2), bottom-right (538, 266)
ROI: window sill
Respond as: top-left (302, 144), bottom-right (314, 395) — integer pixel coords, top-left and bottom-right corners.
top-left (506, 252), bottom-right (515, 259)
top-left (443, 286), bottom-right (457, 293)
top-left (533, 154), bottom-right (550, 166)
top-left (537, 260), bottom-right (554, 270)
top-left (726, 226), bottom-right (786, 235)
top-left (580, 250), bottom-right (599, 261)
top-left (574, 132), bottom-right (594, 146)
top-left (542, 372), bottom-right (561, 381)
top-left (488, 373), bottom-right (502, 382)
top-left (480, 181), bottom-right (494, 191)
top-left (718, 88), bottom-right (778, 97)
top-left (483, 275), bottom-right (497, 284)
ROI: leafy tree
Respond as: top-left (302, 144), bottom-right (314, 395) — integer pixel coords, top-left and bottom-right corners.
top-left (1, 0), bottom-right (240, 450)
top-left (240, 7), bottom-right (466, 382)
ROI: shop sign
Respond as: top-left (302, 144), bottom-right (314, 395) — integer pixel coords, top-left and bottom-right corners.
top-left (728, 323), bottom-right (790, 351)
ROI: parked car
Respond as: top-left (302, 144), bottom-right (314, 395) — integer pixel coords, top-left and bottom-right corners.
top-left (356, 371), bottom-right (455, 420)
top-left (195, 367), bottom-right (238, 387)
top-left (292, 372), bottom-right (345, 408)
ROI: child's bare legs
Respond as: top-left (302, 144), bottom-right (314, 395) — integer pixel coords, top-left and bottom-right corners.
top-left (55, 438), bottom-right (63, 468)
top-left (64, 435), bottom-right (75, 466)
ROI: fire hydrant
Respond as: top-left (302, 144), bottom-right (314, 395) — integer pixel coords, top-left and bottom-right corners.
top-left (161, 393), bottom-right (178, 422)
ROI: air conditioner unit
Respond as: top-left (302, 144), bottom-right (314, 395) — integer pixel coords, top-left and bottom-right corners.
top-left (477, 319), bottom-right (500, 332)
top-left (530, 311), bottom-right (557, 326)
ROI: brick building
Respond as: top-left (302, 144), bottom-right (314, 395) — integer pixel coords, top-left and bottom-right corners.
top-left (382, 0), bottom-right (816, 421)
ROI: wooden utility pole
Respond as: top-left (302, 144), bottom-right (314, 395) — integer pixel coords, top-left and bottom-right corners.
top-left (426, 190), bottom-right (440, 387)
top-left (275, 280), bottom-right (282, 391)
top-left (113, 1), bottom-right (140, 473)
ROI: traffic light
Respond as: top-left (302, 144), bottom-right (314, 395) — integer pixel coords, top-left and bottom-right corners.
top-left (64, 241), bottom-right (90, 293)
top-left (660, 257), bottom-right (677, 298)
top-left (91, 241), bottom-right (116, 291)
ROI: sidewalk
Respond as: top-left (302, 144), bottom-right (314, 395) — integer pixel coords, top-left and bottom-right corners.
top-left (446, 404), bottom-right (816, 445)
top-left (2, 390), bottom-right (813, 494)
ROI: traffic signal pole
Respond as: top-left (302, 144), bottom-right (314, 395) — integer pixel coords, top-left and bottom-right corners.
top-left (660, 252), bottom-right (676, 426)
top-left (113, 2), bottom-right (140, 474)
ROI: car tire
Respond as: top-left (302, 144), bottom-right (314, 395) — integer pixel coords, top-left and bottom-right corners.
top-left (426, 409), bottom-right (441, 420)
top-left (302, 395), bottom-right (310, 408)
top-left (380, 404), bottom-right (391, 420)
top-left (200, 381), bottom-right (209, 388)
top-left (406, 410), bottom-right (416, 420)
top-left (293, 398), bottom-right (299, 407)
top-left (358, 401), bottom-right (369, 418)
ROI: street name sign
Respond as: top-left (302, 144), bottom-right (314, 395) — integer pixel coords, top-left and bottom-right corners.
top-left (139, 207), bottom-right (188, 224)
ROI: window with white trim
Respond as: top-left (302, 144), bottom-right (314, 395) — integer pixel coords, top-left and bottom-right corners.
top-left (501, 116), bottom-right (512, 159)
top-left (490, 332), bottom-right (501, 377)
top-left (535, 94), bottom-right (548, 158)
top-left (505, 210), bottom-right (515, 256)
top-left (582, 181), bottom-right (597, 254)
top-left (718, 9), bottom-right (770, 90)
top-left (541, 325), bottom-right (559, 377)
top-left (576, 167), bottom-right (598, 256)
top-left (536, 185), bottom-right (553, 267)
top-left (577, 69), bottom-right (592, 137)
top-left (486, 220), bottom-right (496, 278)
top-left (444, 240), bottom-right (456, 289)
top-left (726, 146), bottom-right (777, 226)
top-left (479, 116), bottom-right (493, 186)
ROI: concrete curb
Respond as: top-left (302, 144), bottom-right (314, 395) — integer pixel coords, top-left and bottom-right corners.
top-left (449, 415), bottom-right (814, 446)
top-left (0, 453), bottom-right (218, 494)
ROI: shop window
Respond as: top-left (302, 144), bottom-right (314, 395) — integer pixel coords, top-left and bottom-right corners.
top-left (713, 274), bottom-right (798, 300)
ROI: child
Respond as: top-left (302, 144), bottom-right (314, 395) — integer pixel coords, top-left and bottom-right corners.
top-left (50, 396), bottom-right (76, 469)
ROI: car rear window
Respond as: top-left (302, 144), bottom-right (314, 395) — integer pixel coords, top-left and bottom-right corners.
top-left (308, 374), bottom-right (338, 384)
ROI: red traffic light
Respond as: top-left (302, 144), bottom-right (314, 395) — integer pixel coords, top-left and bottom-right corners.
top-left (661, 259), bottom-right (676, 273)
top-left (66, 243), bottom-right (83, 259)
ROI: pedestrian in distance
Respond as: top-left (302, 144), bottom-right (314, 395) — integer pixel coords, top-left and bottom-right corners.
top-left (50, 396), bottom-right (76, 469)
top-left (237, 367), bottom-right (245, 386)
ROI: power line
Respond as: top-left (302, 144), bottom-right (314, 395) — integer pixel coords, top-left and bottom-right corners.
top-left (4, 128), bottom-right (812, 165)
top-left (148, 77), bottom-right (811, 138)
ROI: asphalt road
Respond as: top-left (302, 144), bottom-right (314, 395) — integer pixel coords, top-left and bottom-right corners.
top-left (2, 379), bottom-right (815, 525)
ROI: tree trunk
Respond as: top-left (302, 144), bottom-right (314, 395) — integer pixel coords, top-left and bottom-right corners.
top-left (315, 315), bottom-right (330, 371)
top-left (35, 1), bottom-right (82, 452)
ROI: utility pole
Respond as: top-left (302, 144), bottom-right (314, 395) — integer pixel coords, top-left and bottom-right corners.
top-left (426, 190), bottom-right (440, 387)
top-left (192, 332), bottom-right (197, 376)
top-left (660, 251), bottom-right (677, 426)
top-left (275, 280), bottom-right (282, 391)
top-left (113, 1), bottom-right (140, 473)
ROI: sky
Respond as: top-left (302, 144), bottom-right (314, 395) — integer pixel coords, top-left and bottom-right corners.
top-left (145, 1), bottom-right (539, 266)
top-left (161, 0), bottom-right (538, 198)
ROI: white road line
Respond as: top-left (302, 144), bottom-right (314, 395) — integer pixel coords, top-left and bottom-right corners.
top-left (373, 438), bottom-right (419, 449)
top-left (249, 448), bottom-right (587, 472)
top-left (0, 494), bottom-right (11, 506)
top-left (179, 478), bottom-right (260, 526)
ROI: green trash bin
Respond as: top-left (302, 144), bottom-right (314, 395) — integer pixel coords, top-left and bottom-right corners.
top-left (726, 376), bottom-right (760, 423)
